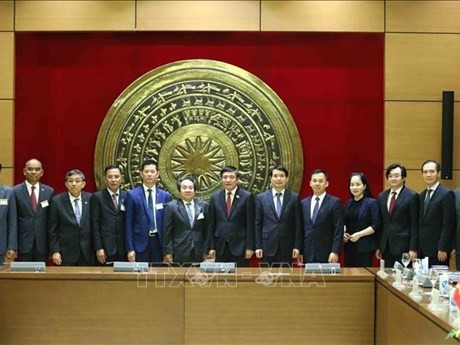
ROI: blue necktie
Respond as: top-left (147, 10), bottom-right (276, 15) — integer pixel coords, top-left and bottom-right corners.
top-left (74, 198), bottom-right (81, 224)
top-left (312, 197), bottom-right (320, 224)
top-left (148, 189), bottom-right (156, 231)
top-left (275, 193), bottom-right (282, 218)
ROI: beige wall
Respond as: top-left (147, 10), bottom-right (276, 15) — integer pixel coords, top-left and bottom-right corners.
top-left (2, 0), bottom-right (459, 191)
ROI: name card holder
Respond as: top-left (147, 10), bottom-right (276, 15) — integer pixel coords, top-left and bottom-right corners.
top-left (305, 263), bottom-right (341, 274)
top-left (10, 261), bottom-right (46, 272)
top-left (113, 262), bottom-right (149, 273)
top-left (200, 262), bottom-right (236, 273)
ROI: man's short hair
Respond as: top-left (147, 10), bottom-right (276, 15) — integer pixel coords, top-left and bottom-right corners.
top-left (270, 165), bottom-right (289, 178)
top-left (310, 168), bottom-right (328, 180)
top-left (385, 163), bottom-right (407, 179)
top-left (65, 169), bottom-right (85, 181)
top-left (176, 176), bottom-right (197, 191)
top-left (141, 159), bottom-right (158, 171)
top-left (104, 164), bottom-right (123, 176)
top-left (220, 165), bottom-right (240, 178)
top-left (420, 159), bottom-right (441, 172)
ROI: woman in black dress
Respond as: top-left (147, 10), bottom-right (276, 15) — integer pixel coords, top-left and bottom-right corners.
top-left (343, 172), bottom-right (381, 267)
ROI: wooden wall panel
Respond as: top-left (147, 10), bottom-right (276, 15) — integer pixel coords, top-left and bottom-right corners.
top-left (137, 1), bottom-right (259, 31)
top-left (15, 1), bottom-right (135, 31)
top-left (0, 101), bottom-right (14, 171)
top-left (261, 0), bottom-right (384, 32)
top-left (385, 101), bottom-right (460, 168)
top-left (387, 1), bottom-right (460, 33)
top-left (0, 32), bottom-right (13, 99)
top-left (403, 170), bottom-right (460, 193)
top-left (0, 168), bottom-right (14, 186)
top-left (386, 33), bottom-right (460, 101)
top-left (0, 1), bottom-right (14, 31)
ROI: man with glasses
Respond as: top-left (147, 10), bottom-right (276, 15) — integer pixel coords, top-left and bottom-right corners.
top-left (376, 163), bottom-right (419, 267)
top-left (48, 169), bottom-right (92, 266)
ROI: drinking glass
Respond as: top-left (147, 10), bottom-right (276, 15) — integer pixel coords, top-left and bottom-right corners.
top-left (428, 268), bottom-right (438, 291)
top-left (401, 253), bottom-right (410, 268)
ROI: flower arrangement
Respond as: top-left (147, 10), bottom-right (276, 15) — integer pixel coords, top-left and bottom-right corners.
top-left (446, 284), bottom-right (460, 340)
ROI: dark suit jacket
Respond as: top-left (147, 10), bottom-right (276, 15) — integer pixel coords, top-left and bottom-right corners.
top-left (301, 194), bottom-right (343, 263)
top-left (377, 186), bottom-right (419, 256)
top-left (208, 187), bottom-right (255, 257)
top-left (91, 189), bottom-right (127, 258)
top-left (13, 182), bottom-right (54, 256)
top-left (343, 197), bottom-right (381, 253)
top-left (0, 184), bottom-right (17, 256)
top-left (455, 189), bottom-right (460, 266)
top-left (419, 185), bottom-right (455, 257)
top-left (48, 191), bottom-right (92, 265)
top-left (163, 198), bottom-right (209, 263)
top-left (255, 189), bottom-right (303, 257)
top-left (125, 185), bottom-right (172, 253)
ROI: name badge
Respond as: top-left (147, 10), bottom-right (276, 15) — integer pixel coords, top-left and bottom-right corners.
top-left (155, 203), bottom-right (164, 210)
top-left (120, 204), bottom-right (125, 211)
top-left (197, 213), bottom-right (205, 220)
top-left (41, 200), bottom-right (49, 208)
top-left (0, 199), bottom-right (8, 206)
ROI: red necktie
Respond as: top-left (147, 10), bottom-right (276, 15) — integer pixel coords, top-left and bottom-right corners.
top-left (31, 185), bottom-right (38, 212)
top-left (226, 192), bottom-right (232, 216)
top-left (388, 191), bottom-right (397, 215)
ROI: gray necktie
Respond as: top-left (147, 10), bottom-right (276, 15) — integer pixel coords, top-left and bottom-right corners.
top-left (148, 189), bottom-right (156, 231)
top-left (424, 189), bottom-right (432, 215)
top-left (186, 202), bottom-right (194, 226)
top-left (112, 192), bottom-right (118, 210)
top-left (275, 193), bottom-right (282, 218)
top-left (74, 198), bottom-right (81, 224)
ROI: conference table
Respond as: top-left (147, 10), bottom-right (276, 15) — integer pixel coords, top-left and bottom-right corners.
top-left (373, 268), bottom-right (460, 345)
top-left (2, 265), bottom-right (458, 344)
top-left (0, 265), bottom-right (374, 345)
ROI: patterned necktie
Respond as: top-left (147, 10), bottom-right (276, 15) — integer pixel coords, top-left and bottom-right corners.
top-left (424, 189), bottom-right (432, 215)
top-left (275, 193), bottom-right (282, 218)
top-left (312, 197), bottom-right (320, 224)
top-left (186, 202), bottom-right (194, 226)
top-left (148, 189), bottom-right (156, 230)
top-left (226, 192), bottom-right (232, 216)
top-left (388, 191), bottom-right (397, 215)
top-left (74, 198), bottom-right (81, 224)
top-left (31, 185), bottom-right (38, 212)
top-left (112, 192), bottom-right (118, 210)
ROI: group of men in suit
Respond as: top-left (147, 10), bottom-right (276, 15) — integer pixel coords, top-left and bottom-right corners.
top-left (376, 160), bottom-right (458, 268)
top-left (1, 158), bottom-right (460, 268)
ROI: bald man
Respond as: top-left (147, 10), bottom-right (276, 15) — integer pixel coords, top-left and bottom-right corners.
top-left (13, 159), bottom-right (54, 261)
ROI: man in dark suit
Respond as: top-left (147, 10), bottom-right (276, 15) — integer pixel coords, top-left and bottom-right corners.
top-left (418, 160), bottom-right (455, 266)
top-left (208, 166), bottom-right (255, 267)
top-left (91, 164), bottom-right (127, 264)
top-left (48, 169), bottom-right (92, 266)
top-left (376, 163), bottom-right (419, 268)
top-left (255, 165), bottom-right (302, 267)
top-left (301, 169), bottom-right (343, 263)
top-left (163, 176), bottom-right (209, 265)
top-left (125, 160), bottom-right (172, 263)
top-left (0, 163), bottom-right (17, 264)
top-left (14, 158), bottom-right (54, 262)
top-left (455, 188), bottom-right (460, 269)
